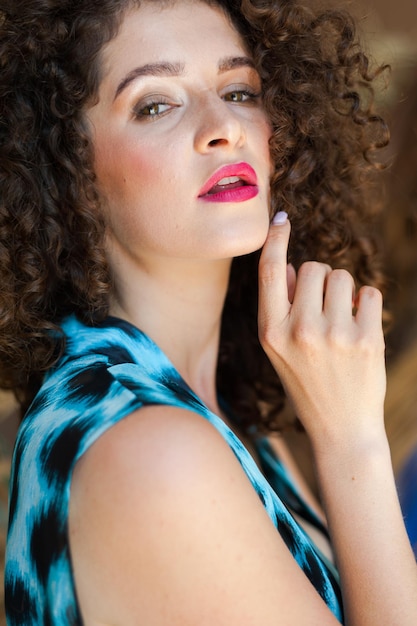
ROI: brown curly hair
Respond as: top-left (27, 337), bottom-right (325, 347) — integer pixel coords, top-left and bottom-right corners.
top-left (0, 0), bottom-right (387, 429)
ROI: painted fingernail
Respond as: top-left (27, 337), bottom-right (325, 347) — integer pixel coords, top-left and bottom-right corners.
top-left (272, 211), bottom-right (288, 225)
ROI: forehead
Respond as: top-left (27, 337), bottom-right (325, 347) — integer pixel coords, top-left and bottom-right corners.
top-left (99, 0), bottom-right (248, 77)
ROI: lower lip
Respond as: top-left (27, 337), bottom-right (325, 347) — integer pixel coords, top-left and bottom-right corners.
top-left (199, 185), bottom-right (259, 203)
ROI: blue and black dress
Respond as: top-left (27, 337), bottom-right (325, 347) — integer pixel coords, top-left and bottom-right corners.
top-left (5, 315), bottom-right (344, 624)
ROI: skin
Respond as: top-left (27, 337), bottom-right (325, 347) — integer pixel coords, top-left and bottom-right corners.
top-left (69, 1), bottom-right (417, 625)
top-left (85, 0), bottom-right (271, 404)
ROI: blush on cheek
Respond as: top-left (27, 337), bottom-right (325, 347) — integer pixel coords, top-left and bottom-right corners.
top-left (95, 135), bottom-right (158, 204)
top-left (118, 142), bottom-right (162, 189)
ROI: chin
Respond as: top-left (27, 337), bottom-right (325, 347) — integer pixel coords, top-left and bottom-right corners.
top-left (227, 219), bottom-right (270, 256)
top-left (213, 231), bottom-right (268, 260)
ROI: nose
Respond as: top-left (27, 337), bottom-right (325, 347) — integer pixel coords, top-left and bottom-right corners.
top-left (193, 92), bottom-right (246, 153)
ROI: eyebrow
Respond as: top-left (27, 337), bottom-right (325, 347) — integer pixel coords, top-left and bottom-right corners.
top-left (114, 62), bottom-right (184, 100)
top-left (113, 56), bottom-right (256, 101)
top-left (218, 56), bottom-right (255, 73)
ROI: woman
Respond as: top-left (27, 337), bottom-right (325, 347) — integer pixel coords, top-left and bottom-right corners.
top-left (1, 0), bottom-right (416, 624)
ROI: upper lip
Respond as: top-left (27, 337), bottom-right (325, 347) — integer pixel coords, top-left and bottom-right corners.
top-left (198, 162), bottom-right (258, 197)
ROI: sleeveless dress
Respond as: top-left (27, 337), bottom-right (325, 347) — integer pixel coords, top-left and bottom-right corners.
top-left (5, 315), bottom-right (344, 625)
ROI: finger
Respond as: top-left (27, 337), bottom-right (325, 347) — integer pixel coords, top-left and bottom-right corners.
top-left (354, 285), bottom-right (384, 336)
top-left (258, 212), bottom-right (292, 325)
top-left (291, 261), bottom-right (332, 319)
top-left (323, 269), bottom-right (356, 324)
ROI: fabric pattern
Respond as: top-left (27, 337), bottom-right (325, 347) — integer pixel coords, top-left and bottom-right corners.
top-left (5, 315), bottom-right (344, 624)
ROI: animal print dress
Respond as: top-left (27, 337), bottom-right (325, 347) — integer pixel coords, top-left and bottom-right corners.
top-left (5, 315), bottom-right (344, 624)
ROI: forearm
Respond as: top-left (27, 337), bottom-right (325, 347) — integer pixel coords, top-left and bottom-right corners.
top-left (314, 432), bottom-right (417, 626)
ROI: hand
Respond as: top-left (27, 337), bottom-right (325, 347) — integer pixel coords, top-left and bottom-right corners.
top-left (258, 213), bottom-right (386, 447)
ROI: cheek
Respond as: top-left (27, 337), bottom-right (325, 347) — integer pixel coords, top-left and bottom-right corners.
top-left (94, 132), bottom-right (166, 206)
top-left (95, 134), bottom-right (184, 247)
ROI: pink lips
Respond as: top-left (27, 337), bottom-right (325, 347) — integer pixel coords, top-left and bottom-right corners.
top-left (198, 162), bottom-right (259, 203)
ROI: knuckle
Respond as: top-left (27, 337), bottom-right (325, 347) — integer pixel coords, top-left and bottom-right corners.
top-left (325, 325), bottom-right (352, 351)
top-left (357, 329), bottom-right (385, 353)
top-left (328, 268), bottom-right (353, 285)
top-left (359, 285), bottom-right (383, 302)
top-left (298, 261), bottom-right (330, 279)
top-left (258, 258), bottom-right (279, 285)
top-left (291, 322), bottom-right (317, 351)
top-left (258, 316), bottom-right (280, 349)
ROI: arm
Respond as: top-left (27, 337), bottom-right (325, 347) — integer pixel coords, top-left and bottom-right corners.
top-left (258, 214), bottom-right (417, 626)
top-left (69, 405), bottom-right (343, 626)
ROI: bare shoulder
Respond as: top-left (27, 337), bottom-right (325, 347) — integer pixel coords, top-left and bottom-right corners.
top-left (70, 404), bottom-right (242, 505)
top-left (69, 405), bottom-right (339, 626)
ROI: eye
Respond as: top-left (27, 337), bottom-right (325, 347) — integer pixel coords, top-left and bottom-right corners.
top-left (223, 87), bottom-right (261, 105)
top-left (133, 99), bottom-right (175, 120)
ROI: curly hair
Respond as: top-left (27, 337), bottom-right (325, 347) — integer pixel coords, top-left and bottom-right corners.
top-left (0, 0), bottom-right (388, 428)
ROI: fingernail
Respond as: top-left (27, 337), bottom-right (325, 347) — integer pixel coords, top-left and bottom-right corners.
top-left (272, 211), bottom-right (288, 225)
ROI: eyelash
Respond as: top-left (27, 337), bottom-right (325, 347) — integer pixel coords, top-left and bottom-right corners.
top-left (223, 88), bottom-right (261, 104)
top-left (132, 86), bottom-right (262, 121)
top-left (132, 97), bottom-right (174, 120)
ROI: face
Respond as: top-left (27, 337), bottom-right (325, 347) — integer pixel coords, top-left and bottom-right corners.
top-left (86, 0), bottom-right (272, 272)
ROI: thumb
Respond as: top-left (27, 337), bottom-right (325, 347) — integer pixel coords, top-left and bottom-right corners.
top-left (258, 211), bottom-right (292, 328)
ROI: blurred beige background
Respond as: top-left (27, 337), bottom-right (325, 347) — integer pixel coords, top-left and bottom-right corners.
top-left (346, 0), bottom-right (417, 102)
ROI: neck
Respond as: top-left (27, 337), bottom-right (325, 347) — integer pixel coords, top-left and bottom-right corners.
top-left (109, 255), bottom-right (232, 414)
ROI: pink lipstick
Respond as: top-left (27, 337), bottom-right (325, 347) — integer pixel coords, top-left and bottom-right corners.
top-left (198, 162), bottom-right (258, 203)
